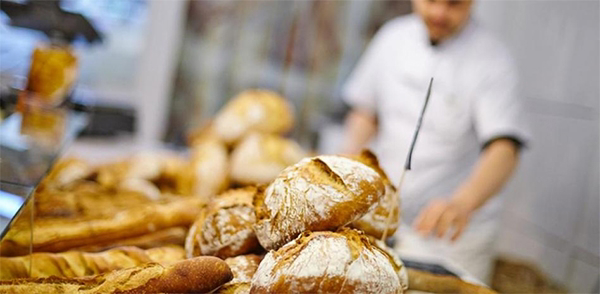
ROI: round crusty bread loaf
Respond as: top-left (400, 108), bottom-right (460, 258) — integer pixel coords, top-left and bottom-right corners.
top-left (230, 133), bottom-right (306, 185)
top-left (349, 151), bottom-right (401, 239)
top-left (253, 155), bottom-right (385, 250)
top-left (219, 254), bottom-right (264, 294)
top-left (250, 228), bottom-right (407, 293)
top-left (185, 187), bottom-right (260, 259)
top-left (213, 89), bottom-right (294, 144)
top-left (189, 137), bottom-right (230, 201)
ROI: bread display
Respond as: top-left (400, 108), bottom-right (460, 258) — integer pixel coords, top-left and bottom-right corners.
top-left (349, 150), bottom-right (401, 239)
top-left (253, 155), bottom-right (385, 250)
top-left (0, 246), bottom-right (185, 279)
top-left (219, 254), bottom-right (263, 294)
top-left (0, 197), bottom-right (204, 256)
top-left (230, 133), bottom-right (306, 185)
top-left (185, 187), bottom-right (260, 259)
top-left (250, 228), bottom-right (408, 293)
top-left (0, 256), bottom-right (233, 294)
top-left (213, 89), bottom-right (294, 144)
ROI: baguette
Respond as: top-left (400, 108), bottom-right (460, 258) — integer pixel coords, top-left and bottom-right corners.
top-left (0, 256), bottom-right (233, 293)
top-left (71, 227), bottom-right (187, 252)
top-left (0, 246), bottom-right (185, 279)
top-left (0, 198), bottom-right (204, 256)
top-left (407, 268), bottom-right (497, 294)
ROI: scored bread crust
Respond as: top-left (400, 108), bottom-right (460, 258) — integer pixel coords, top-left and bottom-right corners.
top-left (250, 228), bottom-right (405, 293)
top-left (185, 187), bottom-right (260, 259)
top-left (218, 254), bottom-right (264, 294)
top-left (348, 150), bottom-right (401, 239)
top-left (253, 155), bottom-right (385, 250)
top-left (0, 256), bottom-right (233, 294)
top-left (0, 246), bottom-right (185, 279)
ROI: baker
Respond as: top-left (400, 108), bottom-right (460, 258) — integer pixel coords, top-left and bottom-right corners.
top-left (342, 0), bottom-right (529, 282)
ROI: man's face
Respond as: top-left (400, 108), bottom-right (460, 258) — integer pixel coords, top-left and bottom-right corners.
top-left (412, 0), bottom-right (473, 43)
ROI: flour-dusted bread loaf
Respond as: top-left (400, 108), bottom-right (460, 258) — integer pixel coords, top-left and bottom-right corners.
top-left (0, 246), bottom-right (185, 279)
top-left (0, 256), bottom-right (233, 294)
top-left (189, 137), bottom-right (230, 201)
top-left (253, 155), bottom-right (385, 250)
top-left (230, 133), bottom-right (306, 185)
top-left (349, 150), bottom-right (401, 239)
top-left (219, 254), bottom-right (263, 294)
top-left (250, 228), bottom-right (407, 293)
top-left (213, 89), bottom-right (294, 144)
top-left (186, 187), bottom-right (260, 259)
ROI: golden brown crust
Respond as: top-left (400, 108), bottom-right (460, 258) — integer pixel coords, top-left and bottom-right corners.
top-left (71, 227), bottom-right (187, 252)
top-left (407, 269), bottom-right (497, 294)
top-left (250, 228), bottom-right (404, 294)
top-left (185, 187), bottom-right (260, 259)
top-left (348, 150), bottom-right (401, 239)
top-left (230, 133), bottom-right (306, 185)
top-left (0, 256), bottom-right (233, 294)
top-left (0, 198), bottom-right (205, 256)
top-left (219, 254), bottom-right (263, 294)
top-left (253, 155), bottom-right (385, 250)
top-left (213, 89), bottom-right (295, 144)
top-left (0, 246), bottom-right (185, 279)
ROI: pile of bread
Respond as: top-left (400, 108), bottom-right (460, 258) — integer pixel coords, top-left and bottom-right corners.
top-left (0, 89), bottom-right (493, 293)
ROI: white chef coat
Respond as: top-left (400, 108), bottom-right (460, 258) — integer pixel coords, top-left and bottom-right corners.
top-left (343, 14), bottom-right (529, 281)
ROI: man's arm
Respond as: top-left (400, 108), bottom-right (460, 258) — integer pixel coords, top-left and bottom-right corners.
top-left (413, 138), bottom-right (520, 241)
top-left (343, 108), bottom-right (377, 154)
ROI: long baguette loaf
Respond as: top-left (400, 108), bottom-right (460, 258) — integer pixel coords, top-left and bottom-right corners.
top-left (71, 226), bottom-right (187, 252)
top-left (407, 269), bottom-right (496, 294)
top-left (0, 256), bottom-right (233, 294)
top-left (0, 246), bottom-right (185, 279)
top-left (0, 197), bottom-right (204, 256)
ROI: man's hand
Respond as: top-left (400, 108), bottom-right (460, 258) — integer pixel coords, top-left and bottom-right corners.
top-left (413, 198), bottom-right (472, 242)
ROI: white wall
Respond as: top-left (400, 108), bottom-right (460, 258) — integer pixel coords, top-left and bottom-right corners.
top-left (475, 1), bottom-right (599, 292)
top-left (135, 0), bottom-right (187, 144)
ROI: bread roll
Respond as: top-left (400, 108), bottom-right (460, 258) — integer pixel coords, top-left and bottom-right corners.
top-left (219, 254), bottom-right (263, 294)
top-left (213, 89), bottom-right (294, 144)
top-left (407, 269), bottom-right (496, 293)
top-left (0, 197), bottom-right (204, 256)
top-left (250, 228), bottom-right (406, 293)
top-left (253, 155), bottom-right (385, 250)
top-left (0, 256), bottom-right (233, 294)
top-left (43, 158), bottom-right (92, 188)
top-left (189, 137), bottom-right (230, 201)
top-left (230, 133), bottom-right (306, 185)
top-left (349, 150), bottom-right (401, 239)
top-left (186, 187), bottom-right (259, 259)
top-left (0, 246), bottom-right (185, 279)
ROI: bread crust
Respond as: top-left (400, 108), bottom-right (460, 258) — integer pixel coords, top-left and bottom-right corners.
top-left (213, 89), bottom-right (294, 144)
top-left (250, 228), bottom-right (404, 293)
top-left (253, 155), bottom-right (385, 250)
top-left (1, 197), bottom-right (204, 256)
top-left (348, 150), bottom-right (401, 239)
top-left (0, 256), bottom-right (233, 294)
top-left (230, 133), bottom-right (306, 185)
top-left (0, 246), bottom-right (185, 279)
top-left (219, 254), bottom-right (264, 294)
top-left (186, 187), bottom-right (260, 259)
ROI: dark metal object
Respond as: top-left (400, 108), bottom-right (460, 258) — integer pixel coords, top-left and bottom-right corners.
top-left (404, 77), bottom-right (433, 170)
top-left (1, 0), bottom-right (102, 44)
top-left (403, 259), bottom-right (460, 277)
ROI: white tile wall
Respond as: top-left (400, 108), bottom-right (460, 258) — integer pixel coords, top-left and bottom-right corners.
top-left (476, 0), bottom-right (599, 291)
